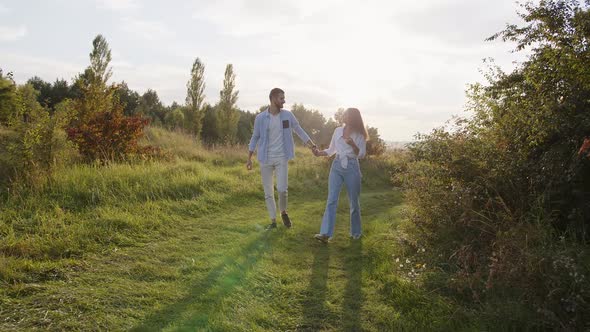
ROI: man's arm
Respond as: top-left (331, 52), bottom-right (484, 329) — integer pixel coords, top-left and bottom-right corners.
top-left (290, 113), bottom-right (316, 149)
top-left (247, 117), bottom-right (260, 170)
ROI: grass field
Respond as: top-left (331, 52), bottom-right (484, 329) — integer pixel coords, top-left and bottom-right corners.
top-left (0, 128), bottom-right (475, 331)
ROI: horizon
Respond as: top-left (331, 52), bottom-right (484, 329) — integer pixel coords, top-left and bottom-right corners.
top-left (0, 0), bottom-right (528, 141)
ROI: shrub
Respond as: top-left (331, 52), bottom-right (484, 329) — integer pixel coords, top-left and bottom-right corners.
top-left (400, 1), bottom-right (590, 329)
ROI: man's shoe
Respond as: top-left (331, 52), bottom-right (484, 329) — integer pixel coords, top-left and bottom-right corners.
top-left (265, 222), bottom-right (277, 230)
top-left (281, 213), bottom-right (292, 228)
top-left (351, 234), bottom-right (362, 240)
top-left (314, 234), bottom-right (330, 244)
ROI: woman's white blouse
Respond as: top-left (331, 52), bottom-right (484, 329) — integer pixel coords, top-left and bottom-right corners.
top-left (323, 126), bottom-right (367, 168)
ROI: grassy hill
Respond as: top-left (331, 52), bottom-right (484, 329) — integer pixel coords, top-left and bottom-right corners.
top-left (0, 127), bottom-right (474, 331)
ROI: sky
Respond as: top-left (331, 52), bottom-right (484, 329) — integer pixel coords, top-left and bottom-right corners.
top-left (0, 0), bottom-right (528, 141)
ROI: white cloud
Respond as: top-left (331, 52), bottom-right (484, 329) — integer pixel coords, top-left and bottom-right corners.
top-left (392, 0), bottom-right (521, 45)
top-left (0, 53), bottom-right (83, 82)
top-left (0, 4), bottom-right (9, 14)
top-left (120, 17), bottom-right (172, 41)
top-left (0, 25), bottom-right (27, 42)
top-left (96, 0), bottom-right (140, 11)
top-left (112, 62), bottom-right (189, 101)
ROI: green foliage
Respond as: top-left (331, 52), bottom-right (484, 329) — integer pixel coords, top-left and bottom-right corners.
top-left (136, 89), bottom-right (166, 125)
top-left (216, 64), bottom-right (240, 143)
top-left (165, 107), bottom-right (186, 131)
top-left (401, 1), bottom-right (590, 329)
top-left (291, 103), bottom-right (335, 147)
top-left (3, 85), bottom-right (78, 187)
top-left (201, 104), bottom-right (219, 144)
top-left (27, 76), bottom-right (75, 111)
top-left (0, 71), bottom-right (17, 125)
top-left (115, 81), bottom-right (140, 116)
top-left (185, 58), bottom-right (206, 138)
top-left (236, 109), bottom-right (255, 144)
top-left (89, 34), bottom-right (112, 86)
top-left (366, 126), bottom-right (386, 157)
top-left (72, 35), bottom-right (116, 124)
top-left (0, 134), bottom-right (467, 330)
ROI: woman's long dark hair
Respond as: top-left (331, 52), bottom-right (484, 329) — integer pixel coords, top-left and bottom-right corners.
top-left (345, 108), bottom-right (369, 140)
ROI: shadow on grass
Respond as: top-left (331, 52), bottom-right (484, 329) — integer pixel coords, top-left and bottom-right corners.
top-left (299, 244), bottom-right (331, 331)
top-left (342, 238), bottom-right (363, 331)
top-left (130, 231), bottom-right (276, 331)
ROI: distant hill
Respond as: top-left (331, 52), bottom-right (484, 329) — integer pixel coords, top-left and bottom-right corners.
top-left (385, 141), bottom-right (412, 150)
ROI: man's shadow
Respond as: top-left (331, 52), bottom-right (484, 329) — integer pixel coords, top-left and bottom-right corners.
top-left (300, 244), bottom-right (331, 331)
top-left (342, 238), bottom-right (363, 331)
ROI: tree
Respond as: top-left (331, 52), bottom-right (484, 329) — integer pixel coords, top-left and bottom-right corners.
top-left (89, 34), bottom-right (112, 87)
top-left (26, 77), bottom-right (74, 112)
top-left (236, 110), bottom-right (255, 144)
top-left (216, 64), bottom-right (240, 143)
top-left (26, 76), bottom-right (51, 106)
top-left (67, 35), bottom-right (150, 162)
top-left (291, 103), bottom-right (328, 145)
top-left (366, 126), bottom-right (386, 156)
top-left (74, 34), bottom-right (116, 123)
top-left (165, 107), bottom-right (186, 131)
top-left (201, 104), bottom-right (219, 144)
top-left (136, 89), bottom-right (165, 125)
top-left (185, 58), bottom-right (206, 138)
top-left (115, 81), bottom-right (140, 116)
top-left (0, 70), bottom-right (17, 125)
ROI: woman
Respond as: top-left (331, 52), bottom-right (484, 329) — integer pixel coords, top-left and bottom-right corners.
top-left (313, 108), bottom-right (368, 243)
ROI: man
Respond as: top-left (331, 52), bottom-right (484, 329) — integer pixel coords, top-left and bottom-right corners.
top-left (247, 88), bottom-right (317, 229)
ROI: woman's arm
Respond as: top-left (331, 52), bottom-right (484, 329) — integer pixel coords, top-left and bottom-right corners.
top-left (322, 128), bottom-right (339, 157)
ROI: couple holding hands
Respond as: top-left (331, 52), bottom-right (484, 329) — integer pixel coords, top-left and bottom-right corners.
top-left (247, 88), bottom-right (368, 243)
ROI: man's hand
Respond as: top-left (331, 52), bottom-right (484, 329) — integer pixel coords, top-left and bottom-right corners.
top-left (312, 146), bottom-right (320, 157)
top-left (344, 137), bottom-right (355, 146)
top-left (246, 159), bottom-right (253, 170)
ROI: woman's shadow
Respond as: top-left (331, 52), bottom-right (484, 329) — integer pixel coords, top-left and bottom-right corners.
top-left (342, 238), bottom-right (363, 331)
top-left (300, 238), bottom-right (363, 331)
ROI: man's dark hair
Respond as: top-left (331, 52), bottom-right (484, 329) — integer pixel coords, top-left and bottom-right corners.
top-left (269, 88), bottom-right (284, 100)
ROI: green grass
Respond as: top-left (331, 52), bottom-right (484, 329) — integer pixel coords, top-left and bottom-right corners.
top-left (0, 129), bottom-right (475, 331)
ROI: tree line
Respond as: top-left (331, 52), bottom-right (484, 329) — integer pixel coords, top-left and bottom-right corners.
top-left (0, 34), bottom-right (386, 186)
top-left (3, 34), bottom-right (386, 149)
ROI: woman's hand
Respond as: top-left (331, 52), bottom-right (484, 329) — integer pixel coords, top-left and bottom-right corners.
top-left (344, 137), bottom-right (360, 155)
top-left (344, 137), bottom-right (356, 147)
top-left (312, 147), bottom-right (327, 157)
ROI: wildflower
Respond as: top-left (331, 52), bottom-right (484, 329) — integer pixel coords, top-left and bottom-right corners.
top-left (406, 259), bottom-right (411, 264)
top-left (395, 258), bottom-right (399, 263)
